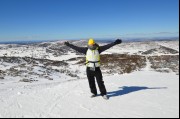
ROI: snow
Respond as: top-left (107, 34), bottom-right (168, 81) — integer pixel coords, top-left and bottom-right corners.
top-left (102, 41), bottom-right (179, 55)
top-left (0, 40), bottom-right (179, 118)
top-left (0, 69), bottom-right (179, 118)
top-left (156, 41), bottom-right (179, 51)
top-left (1, 41), bottom-right (179, 61)
top-left (0, 62), bottom-right (15, 71)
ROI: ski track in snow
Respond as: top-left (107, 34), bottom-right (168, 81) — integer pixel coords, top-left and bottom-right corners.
top-left (144, 56), bottom-right (152, 71)
top-left (45, 83), bottom-right (80, 117)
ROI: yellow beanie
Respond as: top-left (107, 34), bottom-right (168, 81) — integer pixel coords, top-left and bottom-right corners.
top-left (88, 38), bottom-right (95, 45)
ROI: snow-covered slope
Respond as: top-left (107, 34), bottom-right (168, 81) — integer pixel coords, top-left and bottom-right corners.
top-left (0, 40), bottom-right (179, 118)
top-left (0, 70), bottom-right (179, 118)
top-left (0, 40), bottom-right (179, 60)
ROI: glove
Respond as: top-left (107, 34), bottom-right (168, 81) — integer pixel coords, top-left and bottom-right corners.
top-left (114, 39), bottom-right (122, 44)
top-left (64, 41), bottom-right (70, 46)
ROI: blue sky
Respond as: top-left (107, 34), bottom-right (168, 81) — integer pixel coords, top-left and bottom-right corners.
top-left (0, 0), bottom-right (179, 41)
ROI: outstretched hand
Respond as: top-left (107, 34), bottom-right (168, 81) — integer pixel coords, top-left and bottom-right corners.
top-left (114, 39), bottom-right (122, 44)
top-left (64, 41), bottom-right (70, 46)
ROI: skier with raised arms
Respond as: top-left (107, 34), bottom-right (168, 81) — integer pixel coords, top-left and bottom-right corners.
top-left (64, 38), bottom-right (122, 100)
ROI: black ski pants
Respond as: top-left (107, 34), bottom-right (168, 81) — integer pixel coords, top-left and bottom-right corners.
top-left (86, 67), bottom-right (107, 96)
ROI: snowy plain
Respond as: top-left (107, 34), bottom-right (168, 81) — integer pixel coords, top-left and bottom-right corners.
top-left (0, 70), bottom-right (179, 118)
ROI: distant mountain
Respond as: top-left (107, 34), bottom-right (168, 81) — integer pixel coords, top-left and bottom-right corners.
top-left (142, 46), bottom-right (179, 55)
top-left (0, 40), bottom-right (59, 45)
top-left (96, 37), bottom-right (179, 43)
top-left (0, 37), bottom-right (178, 45)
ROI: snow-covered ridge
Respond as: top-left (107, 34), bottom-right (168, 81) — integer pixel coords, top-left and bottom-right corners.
top-left (0, 40), bottom-right (179, 82)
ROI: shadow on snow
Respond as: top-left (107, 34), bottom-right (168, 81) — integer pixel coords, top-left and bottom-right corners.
top-left (107, 86), bottom-right (167, 98)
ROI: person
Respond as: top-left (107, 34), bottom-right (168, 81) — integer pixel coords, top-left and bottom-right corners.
top-left (64, 38), bottom-right (122, 100)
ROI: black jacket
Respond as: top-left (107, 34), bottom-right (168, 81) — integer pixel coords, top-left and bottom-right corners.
top-left (66, 42), bottom-right (117, 55)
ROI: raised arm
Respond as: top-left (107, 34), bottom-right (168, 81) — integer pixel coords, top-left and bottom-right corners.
top-left (64, 42), bottom-right (88, 55)
top-left (99, 39), bottom-right (122, 53)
